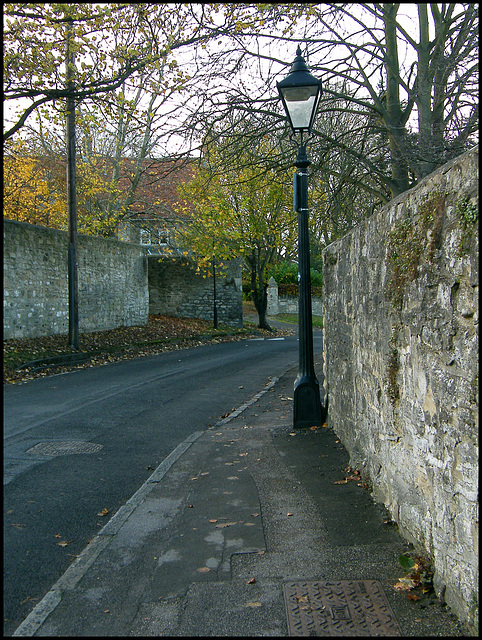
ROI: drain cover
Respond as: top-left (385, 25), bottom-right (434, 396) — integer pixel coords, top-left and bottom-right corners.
top-left (26, 441), bottom-right (103, 456)
top-left (284, 580), bottom-right (402, 636)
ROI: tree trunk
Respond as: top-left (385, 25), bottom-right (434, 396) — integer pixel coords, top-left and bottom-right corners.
top-left (383, 3), bottom-right (410, 196)
top-left (249, 258), bottom-right (272, 331)
top-left (416, 4), bottom-right (435, 177)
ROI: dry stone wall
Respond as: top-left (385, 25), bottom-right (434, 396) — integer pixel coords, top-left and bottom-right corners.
top-left (3, 220), bottom-right (148, 339)
top-left (322, 146), bottom-right (478, 631)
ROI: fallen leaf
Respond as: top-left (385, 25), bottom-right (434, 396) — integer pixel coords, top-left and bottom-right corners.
top-left (227, 476), bottom-right (239, 480)
top-left (251, 513), bottom-right (259, 517)
top-left (333, 479), bottom-right (348, 484)
top-left (247, 577), bottom-right (256, 584)
top-left (257, 550), bottom-right (265, 555)
top-left (310, 426), bottom-right (319, 430)
top-left (287, 512), bottom-right (294, 517)
top-left (393, 578), bottom-right (417, 591)
top-left (55, 533), bottom-right (62, 538)
top-left (239, 452), bottom-right (248, 456)
top-left (104, 609), bottom-right (110, 614)
top-left (57, 540), bottom-right (70, 547)
top-left (187, 504), bottom-right (194, 508)
top-left (97, 508), bottom-right (109, 516)
top-left (246, 602), bottom-right (262, 608)
top-left (322, 423), bottom-right (328, 427)
top-left (209, 519), bottom-right (218, 523)
top-left (215, 522), bottom-right (237, 528)
top-left (197, 567), bottom-right (211, 573)
top-left (407, 593), bottom-right (421, 601)
top-left (244, 522), bottom-right (255, 526)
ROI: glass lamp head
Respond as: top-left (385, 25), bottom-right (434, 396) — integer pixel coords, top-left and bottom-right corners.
top-left (277, 46), bottom-right (322, 134)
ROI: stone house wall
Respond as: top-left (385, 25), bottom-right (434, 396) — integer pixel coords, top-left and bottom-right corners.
top-left (321, 146), bottom-right (478, 631)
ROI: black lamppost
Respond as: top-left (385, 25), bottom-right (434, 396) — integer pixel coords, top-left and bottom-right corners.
top-left (277, 46), bottom-right (324, 428)
top-left (212, 251), bottom-right (218, 329)
top-left (66, 17), bottom-right (79, 350)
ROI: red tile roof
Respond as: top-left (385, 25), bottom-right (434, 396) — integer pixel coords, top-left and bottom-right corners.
top-left (113, 156), bottom-right (197, 221)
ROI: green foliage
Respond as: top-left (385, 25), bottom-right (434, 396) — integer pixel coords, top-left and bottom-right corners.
top-left (398, 554), bottom-right (415, 572)
top-left (266, 261), bottom-right (323, 287)
top-left (310, 269), bottom-right (323, 288)
top-left (266, 261), bottom-right (298, 284)
top-left (454, 197), bottom-right (478, 256)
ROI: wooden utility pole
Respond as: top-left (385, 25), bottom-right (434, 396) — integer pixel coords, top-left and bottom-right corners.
top-left (66, 17), bottom-right (79, 349)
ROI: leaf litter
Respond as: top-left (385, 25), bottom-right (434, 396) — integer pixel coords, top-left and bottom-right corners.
top-left (4, 314), bottom-right (292, 384)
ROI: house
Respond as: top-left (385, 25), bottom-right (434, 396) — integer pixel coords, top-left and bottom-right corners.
top-left (116, 156), bottom-right (196, 255)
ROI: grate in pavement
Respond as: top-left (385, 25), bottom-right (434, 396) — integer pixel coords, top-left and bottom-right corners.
top-left (284, 579), bottom-right (402, 636)
top-left (26, 441), bottom-right (103, 456)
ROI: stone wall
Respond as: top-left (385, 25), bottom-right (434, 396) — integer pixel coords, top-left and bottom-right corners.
top-left (322, 146), bottom-right (478, 631)
top-left (267, 277), bottom-right (323, 316)
top-left (3, 220), bottom-right (148, 339)
top-left (148, 256), bottom-right (243, 328)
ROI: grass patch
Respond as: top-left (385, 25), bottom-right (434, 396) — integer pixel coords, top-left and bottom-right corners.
top-left (275, 313), bottom-right (323, 329)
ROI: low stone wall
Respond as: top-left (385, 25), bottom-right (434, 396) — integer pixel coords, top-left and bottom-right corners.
top-left (3, 220), bottom-right (148, 339)
top-left (148, 256), bottom-right (243, 328)
top-left (322, 146), bottom-right (478, 631)
top-left (267, 277), bottom-right (323, 316)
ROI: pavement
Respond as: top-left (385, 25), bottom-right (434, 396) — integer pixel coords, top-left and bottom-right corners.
top-left (10, 327), bottom-right (469, 636)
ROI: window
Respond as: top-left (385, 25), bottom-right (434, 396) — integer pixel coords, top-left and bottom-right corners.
top-left (140, 228), bottom-right (151, 245)
top-left (140, 227), bottom-right (169, 247)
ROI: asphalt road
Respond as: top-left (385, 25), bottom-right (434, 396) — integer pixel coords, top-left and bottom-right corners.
top-left (3, 332), bottom-right (323, 635)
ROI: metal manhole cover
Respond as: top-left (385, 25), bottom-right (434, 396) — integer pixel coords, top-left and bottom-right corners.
top-left (284, 580), bottom-right (402, 636)
top-left (26, 441), bottom-right (103, 456)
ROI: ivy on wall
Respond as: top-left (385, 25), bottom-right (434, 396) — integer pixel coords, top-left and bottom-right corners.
top-left (386, 190), bottom-right (447, 311)
top-left (384, 188), bottom-right (478, 404)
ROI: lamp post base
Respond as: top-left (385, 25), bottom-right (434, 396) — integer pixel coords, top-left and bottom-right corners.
top-left (293, 376), bottom-right (323, 429)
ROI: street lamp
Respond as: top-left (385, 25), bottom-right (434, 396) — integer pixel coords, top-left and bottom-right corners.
top-left (277, 46), bottom-right (324, 429)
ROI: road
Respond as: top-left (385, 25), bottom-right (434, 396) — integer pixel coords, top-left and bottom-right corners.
top-left (3, 332), bottom-right (323, 635)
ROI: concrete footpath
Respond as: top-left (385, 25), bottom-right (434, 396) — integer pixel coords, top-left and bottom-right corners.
top-left (12, 364), bottom-right (468, 636)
